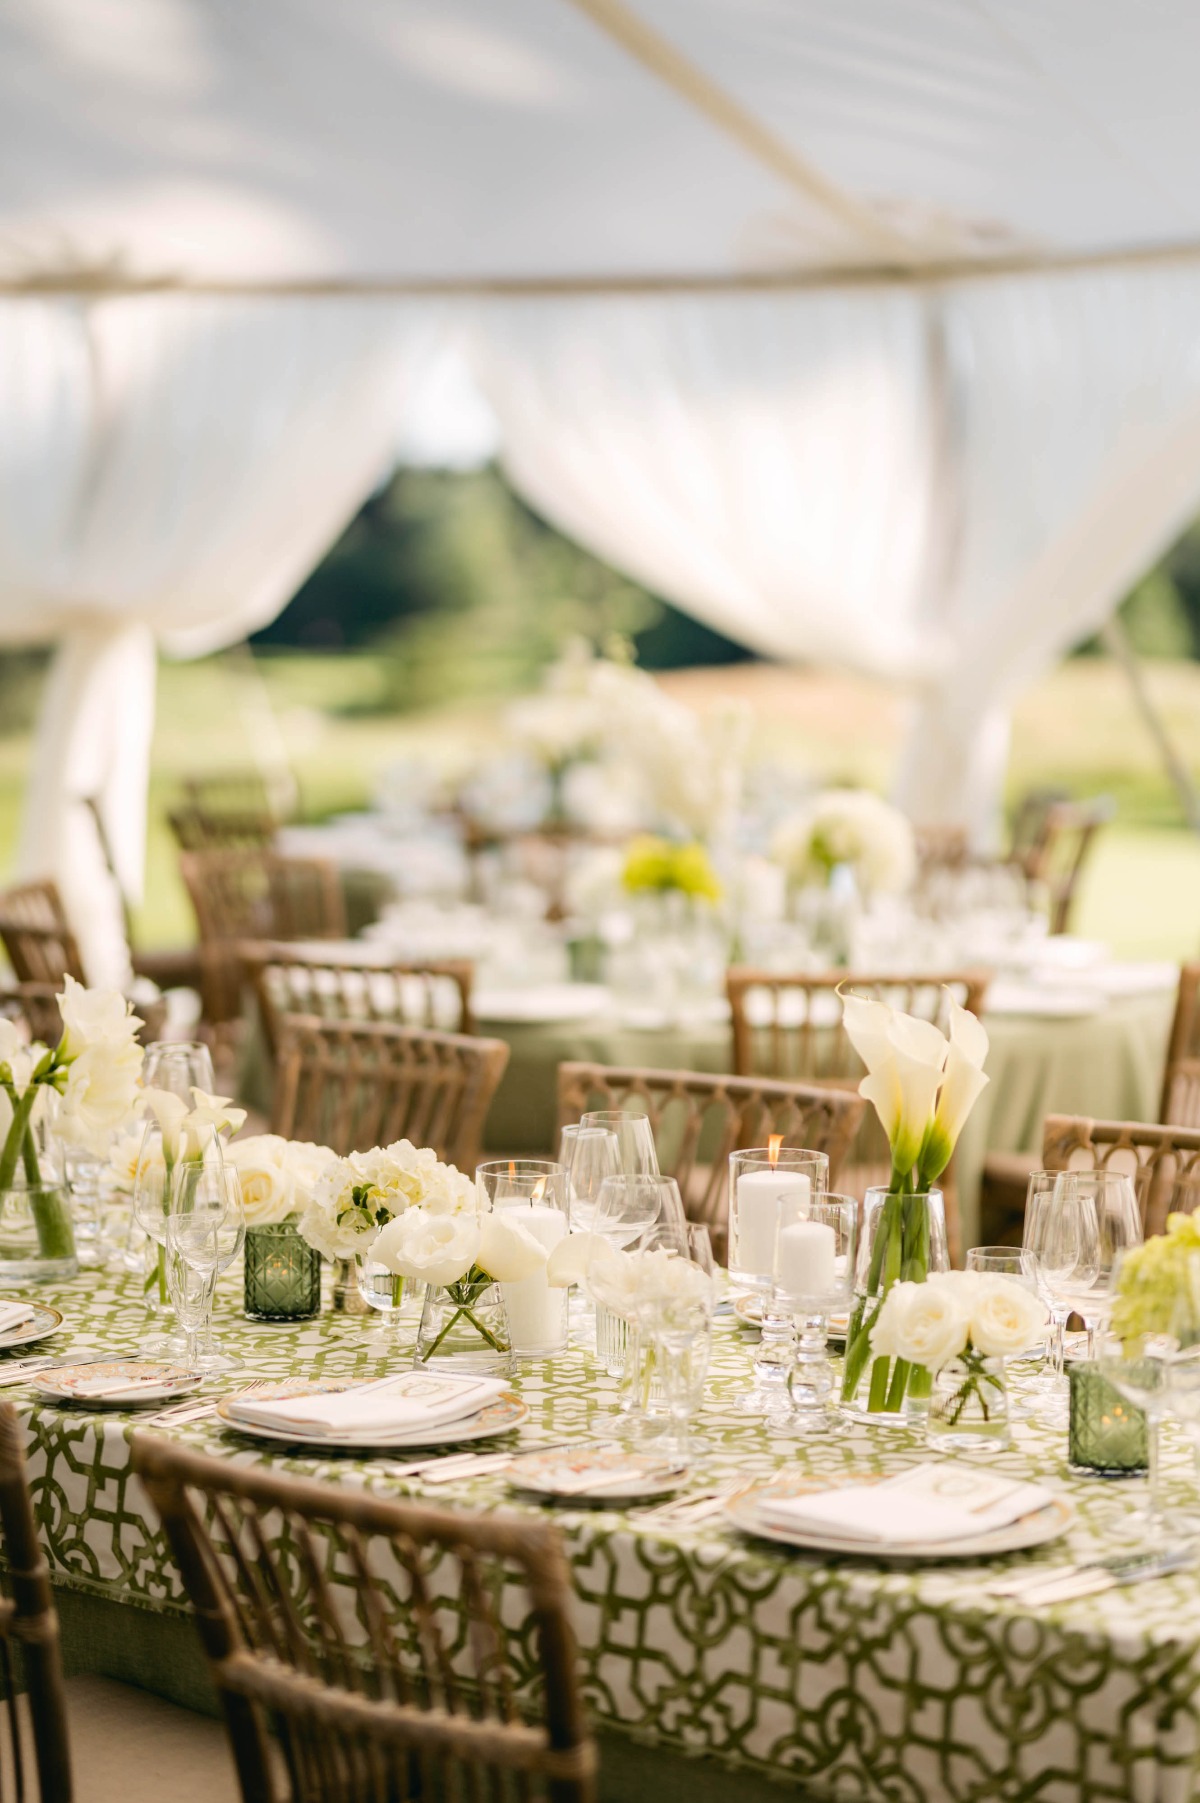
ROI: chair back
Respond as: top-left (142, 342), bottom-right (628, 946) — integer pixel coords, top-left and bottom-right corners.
top-left (1042, 1113), bottom-right (1200, 1236)
top-left (1011, 792), bottom-right (1113, 935)
top-left (0, 1404), bottom-right (72, 1801)
top-left (555, 1061), bottom-right (864, 1260)
top-left (0, 883), bottom-right (86, 987)
top-left (726, 968), bottom-right (988, 1265)
top-left (246, 942), bottom-right (474, 1058)
top-left (178, 851), bottom-right (346, 1028)
top-left (273, 1016), bottom-right (509, 1170)
top-left (132, 1437), bottom-right (595, 1803)
top-left (1161, 963), bottom-right (1200, 1129)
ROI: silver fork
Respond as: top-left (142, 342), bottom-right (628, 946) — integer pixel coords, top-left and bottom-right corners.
top-left (638, 1479), bottom-right (753, 1525)
top-left (144, 1378), bottom-right (274, 1428)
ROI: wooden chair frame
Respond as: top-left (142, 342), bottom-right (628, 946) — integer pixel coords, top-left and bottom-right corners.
top-left (1042, 1113), bottom-right (1200, 1237)
top-left (272, 1015), bottom-right (509, 1170)
top-left (0, 882), bottom-right (86, 988)
top-left (246, 943), bottom-right (475, 1059)
top-left (555, 1061), bottom-right (864, 1259)
top-left (0, 1403), bottom-right (72, 1801)
top-left (132, 1435), bottom-right (596, 1803)
top-left (1161, 963), bottom-right (1200, 1130)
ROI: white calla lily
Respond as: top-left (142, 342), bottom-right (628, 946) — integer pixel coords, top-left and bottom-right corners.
top-left (844, 992), bottom-right (948, 1180)
top-left (918, 998), bottom-right (990, 1185)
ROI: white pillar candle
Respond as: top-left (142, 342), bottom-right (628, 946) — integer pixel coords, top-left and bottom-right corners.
top-left (499, 1203), bottom-right (569, 1354)
top-left (735, 1170), bottom-right (811, 1276)
top-left (777, 1219), bottom-right (837, 1299)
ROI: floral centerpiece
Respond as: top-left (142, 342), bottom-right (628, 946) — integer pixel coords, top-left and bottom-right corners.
top-left (1110, 1212), bottom-right (1200, 1343)
top-left (621, 836), bottom-right (722, 903)
top-left (228, 1134), bottom-right (336, 1320)
top-left (374, 1194), bottom-right (548, 1364)
top-left (771, 789), bottom-right (916, 896)
top-left (110, 1085), bottom-right (246, 1302)
top-left (0, 978), bottom-right (145, 1266)
top-left (840, 990), bottom-right (990, 1413)
top-left (871, 1270), bottom-right (1044, 1444)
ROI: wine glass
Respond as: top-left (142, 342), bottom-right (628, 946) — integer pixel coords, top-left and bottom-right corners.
top-left (166, 1163), bottom-right (245, 1374)
top-left (142, 1041), bottom-right (216, 1099)
top-left (966, 1245), bottom-right (1042, 1419)
top-left (1023, 1177), bottom-right (1100, 1420)
top-left (632, 1221), bottom-right (714, 1465)
top-left (1055, 1172), bottom-right (1142, 1354)
top-left (579, 1111), bottom-right (659, 1178)
top-left (773, 1194), bottom-right (857, 1435)
top-left (559, 1126), bottom-right (620, 1231)
top-left (585, 1174), bottom-right (683, 1440)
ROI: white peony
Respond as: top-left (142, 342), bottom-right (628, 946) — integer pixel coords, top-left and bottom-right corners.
top-left (477, 1211), bottom-right (548, 1283)
top-left (373, 1209), bottom-right (481, 1287)
top-left (868, 1279), bottom-right (970, 1373)
top-left (967, 1274), bottom-right (1046, 1358)
top-left (56, 976), bottom-right (143, 1059)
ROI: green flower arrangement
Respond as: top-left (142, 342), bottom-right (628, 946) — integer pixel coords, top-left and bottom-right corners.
top-left (621, 835), bottom-right (722, 903)
top-left (1110, 1212), bottom-right (1200, 1344)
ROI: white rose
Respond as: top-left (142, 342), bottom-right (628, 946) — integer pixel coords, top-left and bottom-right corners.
top-left (56, 977), bottom-right (142, 1058)
top-left (58, 1039), bottom-right (144, 1155)
top-left (373, 1209), bottom-right (480, 1287)
top-left (869, 1279), bottom-right (969, 1373)
top-left (546, 1230), bottom-right (607, 1288)
top-left (478, 1212), bottom-right (548, 1283)
top-left (968, 1275), bottom-right (1046, 1358)
top-left (226, 1135), bottom-right (293, 1226)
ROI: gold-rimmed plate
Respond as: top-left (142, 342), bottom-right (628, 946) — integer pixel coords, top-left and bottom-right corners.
top-left (216, 1380), bottom-right (528, 1451)
top-left (0, 1303), bottom-right (63, 1351)
top-left (33, 1361), bottom-right (202, 1407)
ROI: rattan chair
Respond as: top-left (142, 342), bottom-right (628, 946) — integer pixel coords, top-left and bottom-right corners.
top-left (0, 1403), bottom-right (72, 1801)
top-left (272, 1015), bottom-right (509, 1170)
top-left (1042, 1113), bottom-right (1200, 1238)
top-left (1161, 963), bottom-right (1200, 1131)
top-left (0, 881), bottom-right (86, 987)
top-left (1010, 791), bottom-right (1114, 935)
top-left (555, 1061), bottom-right (865, 1262)
top-left (132, 1436), bottom-right (596, 1803)
top-left (168, 771), bottom-right (288, 854)
top-left (246, 942), bottom-right (475, 1059)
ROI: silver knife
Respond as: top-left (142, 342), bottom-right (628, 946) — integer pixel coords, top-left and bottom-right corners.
top-left (0, 1352), bottom-right (113, 1388)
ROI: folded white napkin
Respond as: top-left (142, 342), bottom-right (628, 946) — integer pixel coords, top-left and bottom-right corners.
top-left (0, 1302), bottom-right (38, 1334)
top-left (761, 1463), bottom-right (1055, 1547)
top-left (228, 1370), bottom-right (509, 1436)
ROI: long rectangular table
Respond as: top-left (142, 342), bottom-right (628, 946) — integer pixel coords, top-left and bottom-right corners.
top-left (16, 1260), bottom-right (1200, 1802)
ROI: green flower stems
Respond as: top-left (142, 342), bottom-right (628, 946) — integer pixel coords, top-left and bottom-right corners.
top-left (418, 1267), bottom-right (509, 1360)
top-left (842, 1163), bottom-right (935, 1413)
top-left (938, 1349), bottom-right (1005, 1426)
top-left (0, 1078), bottom-right (75, 1262)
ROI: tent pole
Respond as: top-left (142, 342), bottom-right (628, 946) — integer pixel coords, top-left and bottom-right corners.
top-left (1099, 615), bottom-right (1200, 833)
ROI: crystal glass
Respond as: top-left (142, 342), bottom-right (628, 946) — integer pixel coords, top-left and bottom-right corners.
top-left (244, 1222), bottom-right (321, 1321)
top-left (585, 1174), bottom-right (684, 1439)
top-left (631, 1222), bottom-right (715, 1465)
top-left (1054, 1171), bottom-right (1142, 1353)
top-left (476, 1161), bottom-right (569, 1356)
top-left (142, 1041), bottom-right (215, 1099)
top-left (558, 1126), bottom-right (620, 1231)
top-left (926, 1354), bottom-right (1010, 1451)
top-left (1068, 1362), bottom-right (1148, 1475)
top-left (166, 1163), bottom-right (245, 1374)
top-left (356, 1255), bottom-right (410, 1348)
top-left (772, 1194), bottom-right (857, 1435)
top-left (965, 1245), bottom-right (1042, 1420)
top-left (1023, 1174), bottom-right (1100, 1420)
top-left (414, 1280), bottom-right (513, 1375)
top-left (579, 1111), bottom-right (659, 1179)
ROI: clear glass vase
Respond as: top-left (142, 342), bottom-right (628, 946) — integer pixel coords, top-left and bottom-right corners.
top-left (0, 1182), bottom-right (77, 1284)
top-left (841, 1187), bottom-right (947, 1419)
top-left (927, 1351), bottom-right (1011, 1451)
top-left (415, 1279), bottom-right (513, 1375)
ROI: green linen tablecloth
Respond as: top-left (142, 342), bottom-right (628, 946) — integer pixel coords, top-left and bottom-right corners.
top-left (13, 1258), bottom-right (1200, 1802)
top-left (480, 990), bottom-right (1177, 1246)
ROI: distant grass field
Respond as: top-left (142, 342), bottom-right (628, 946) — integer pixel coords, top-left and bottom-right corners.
top-left (0, 649), bottom-right (1196, 959)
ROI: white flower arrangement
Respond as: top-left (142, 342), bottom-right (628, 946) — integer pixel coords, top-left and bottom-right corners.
top-left (142, 1086), bottom-right (247, 1175)
top-left (771, 789), bottom-right (916, 895)
top-left (225, 1134), bottom-right (337, 1227)
top-left (870, 1270), bottom-right (1045, 1373)
top-left (297, 1139), bottom-right (476, 1264)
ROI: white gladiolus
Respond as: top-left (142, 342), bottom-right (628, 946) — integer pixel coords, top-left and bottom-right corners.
top-left (477, 1211), bottom-right (548, 1283)
top-left (967, 1274), bottom-right (1046, 1358)
top-left (373, 1210), bottom-right (481, 1288)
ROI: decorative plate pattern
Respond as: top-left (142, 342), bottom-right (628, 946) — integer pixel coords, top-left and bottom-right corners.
top-left (215, 1383), bottom-right (528, 1449)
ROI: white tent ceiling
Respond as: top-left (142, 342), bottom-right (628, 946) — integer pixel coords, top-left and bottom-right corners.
top-left (4, 1), bottom-right (1200, 982)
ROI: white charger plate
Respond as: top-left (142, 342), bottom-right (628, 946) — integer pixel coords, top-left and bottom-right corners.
top-left (508, 1447), bottom-right (687, 1504)
top-left (33, 1361), bottom-right (202, 1407)
top-left (727, 1477), bottom-right (1073, 1561)
top-left (216, 1380), bottom-right (528, 1450)
top-left (0, 1304), bottom-right (62, 1350)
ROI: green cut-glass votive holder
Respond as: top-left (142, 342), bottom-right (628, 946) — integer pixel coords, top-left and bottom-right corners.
top-left (243, 1222), bottom-right (322, 1321)
top-left (1068, 1361), bottom-right (1148, 1475)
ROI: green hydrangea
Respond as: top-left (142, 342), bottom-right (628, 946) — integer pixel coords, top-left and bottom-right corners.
top-left (1111, 1213), bottom-right (1200, 1344)
top-left (621, 835), bottom-right (722, 902)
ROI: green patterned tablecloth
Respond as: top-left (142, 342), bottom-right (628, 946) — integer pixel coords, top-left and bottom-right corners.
top-left (15, 1258), bottom-right (1200, 1801)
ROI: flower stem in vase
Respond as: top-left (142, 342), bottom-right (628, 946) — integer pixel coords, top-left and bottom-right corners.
top-left (31, 1188), bottom-right (74, 1262)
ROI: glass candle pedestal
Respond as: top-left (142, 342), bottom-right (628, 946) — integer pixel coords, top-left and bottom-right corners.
top-left (1068, 1361), bottom-right (1148, 1475)
top-left (244, 1223), bottom-right (322, 1321)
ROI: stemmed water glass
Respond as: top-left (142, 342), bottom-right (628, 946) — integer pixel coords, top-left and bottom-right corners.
top-left (585, 1174), bottom-right (684, 1440)
top-left (1023, 1178), bottom-right (1100, 1419)
top-left (1056, 1172), bottom-right (1142, 1353)
top-left (579, 1111), bottom-right (659, 1178)
top-left (559, 1125), bottom-right (620, 1231)
top-left (965, 1245), bottom-right (1042, 1418)
top-left (165, 1163), bottom-right (246, 1374)
top-left (631, 1221), bottom-right (715, 1466)
top-left (142, 1041), bottom-right (216, 1098)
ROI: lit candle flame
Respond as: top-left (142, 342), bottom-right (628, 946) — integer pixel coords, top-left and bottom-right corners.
top-left (508, 1161), bottom-right (517, 1180)
top-left (768, 1134), bottom-right (784, 1168)
top-left (532, 1177), bottom-right (547, 1202)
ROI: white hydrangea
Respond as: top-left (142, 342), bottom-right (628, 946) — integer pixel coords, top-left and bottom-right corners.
top-left (297, 1138), bottom-right (474, 1262)
top-left (771, 789), bottom-right (917, 895)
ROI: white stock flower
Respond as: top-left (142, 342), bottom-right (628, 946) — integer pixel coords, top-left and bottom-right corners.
top-left (478, 1211), bottom-right (548, 1283)
top-left (56, 976), bottom-right (143, 1059)
top-left (919, 999), bottom-right (990, 1185)
top-left (868, 1279), bottom-right (970, 1373)
top-left (373, 1208), bottom-right (480, 1287)
top-left (967, 1274), bottom-right (1045, 1358)
top-left (842, 993), bottom-right (948, 1177)
top-left (58, 1039), bottom-right (144, 1156)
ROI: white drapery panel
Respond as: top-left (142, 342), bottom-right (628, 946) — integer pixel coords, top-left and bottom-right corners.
top-left (0, 296), bottom-right (444, 982)
top-left (472, 267), bottom-right (1200, 835)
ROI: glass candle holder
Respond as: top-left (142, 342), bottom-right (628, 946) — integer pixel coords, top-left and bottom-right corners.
top-left (476, 1160), bottom-right (569, 1356)
top-left (243, 1222), bottom-right (322, 1321)
top-left (1068, 1360), bottom-right (1149, 1475)
top-left (728, 1146), bottom-right (829, 1418)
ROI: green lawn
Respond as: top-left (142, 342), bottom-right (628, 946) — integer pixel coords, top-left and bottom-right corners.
top-left (0, 649), bottom-right (1197, 960)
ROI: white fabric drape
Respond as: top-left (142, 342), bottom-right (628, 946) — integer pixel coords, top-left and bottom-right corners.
top-left (472, 268), bottom-right (1200, 837)
top-left (0, 296), bottom-right (444, 982)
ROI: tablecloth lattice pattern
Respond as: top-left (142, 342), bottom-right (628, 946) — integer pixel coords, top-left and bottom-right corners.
top-left (11, 1260), bottom-right (1200, 1802)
